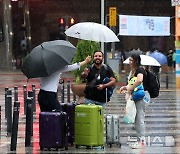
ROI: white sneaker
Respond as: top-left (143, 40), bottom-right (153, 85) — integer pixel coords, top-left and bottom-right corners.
top-left (130, 141), bottom-right (145, 149)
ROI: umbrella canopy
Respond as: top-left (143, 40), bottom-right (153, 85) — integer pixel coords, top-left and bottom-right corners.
top-left (21, 40), bottom-right (76, 79)
top-left (149, 51), bottom-right (167, 65)
top-left (65, 22), bottom-right (120, 42)
top-left (129, 49), bottom-right (143, 56)
top-left (123, 55), bottom-right (161, 66)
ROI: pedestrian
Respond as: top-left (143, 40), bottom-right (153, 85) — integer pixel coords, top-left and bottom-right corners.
top-left (81, 50), bottom-right (116, 108)
top-left (145, 50), bottom-right (151, 56)
top-left (20, 37), bottom-right (27, 56)
top-left (38, 55), bottom-right (91, 112)
top-left (119, 53), bottom-right (150, 149)
top-left (172, 50), bottom-right (176, 72)
top-left (167, 49), bottom-right (173, 72)
top-left (121, 50), bottom-right (126, 73)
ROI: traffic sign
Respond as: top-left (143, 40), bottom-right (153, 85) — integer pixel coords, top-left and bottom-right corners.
top-left (109, 7), bottom-right (116, 26)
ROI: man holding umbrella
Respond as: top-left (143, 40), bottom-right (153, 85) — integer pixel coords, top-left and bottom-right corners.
top-left (38, 55), bottom-right (91, 112)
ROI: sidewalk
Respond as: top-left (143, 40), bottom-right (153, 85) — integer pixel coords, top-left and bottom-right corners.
top-left (0, 71), bottom-right (179, 153)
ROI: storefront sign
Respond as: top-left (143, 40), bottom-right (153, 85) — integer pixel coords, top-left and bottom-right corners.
top-left (119, 15), bottom-right (170, 36)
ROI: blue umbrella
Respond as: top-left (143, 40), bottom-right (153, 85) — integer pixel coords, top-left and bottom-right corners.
top-left (149, 51), bottom-right (167, 65)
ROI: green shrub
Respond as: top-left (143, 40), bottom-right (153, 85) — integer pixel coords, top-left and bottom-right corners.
top-left (72, 40), bottom-right (100, 83)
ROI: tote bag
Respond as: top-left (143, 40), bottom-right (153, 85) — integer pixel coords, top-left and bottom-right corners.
top-left (123, 97), bottom-right (137, 124)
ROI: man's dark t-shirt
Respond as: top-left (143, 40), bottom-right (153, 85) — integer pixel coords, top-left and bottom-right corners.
top-left (84, 64), bottom-right (115, 102)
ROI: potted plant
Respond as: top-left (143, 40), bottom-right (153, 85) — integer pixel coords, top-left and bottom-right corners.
top-left (71, 40), bottom-right (100, 100)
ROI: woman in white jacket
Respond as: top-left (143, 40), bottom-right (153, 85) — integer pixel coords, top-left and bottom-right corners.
top-left (38, 55), bottom-right (91, 112)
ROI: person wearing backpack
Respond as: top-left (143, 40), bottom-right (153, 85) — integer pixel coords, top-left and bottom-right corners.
top-left (151, 66), bottom-right (160, 79)
top-left (119, 53), bottom-right (150, 149)
top-left (81, 50), bottom-right (116, 108)
top-left (144, 66), bottom-right (160, 98)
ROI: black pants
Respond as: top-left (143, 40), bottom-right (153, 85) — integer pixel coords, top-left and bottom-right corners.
top-left (38, 89), bottom-right (62, 112)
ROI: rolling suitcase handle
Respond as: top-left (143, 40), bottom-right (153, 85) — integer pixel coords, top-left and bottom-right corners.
top-left (105, 88), bottom-right (108, 115)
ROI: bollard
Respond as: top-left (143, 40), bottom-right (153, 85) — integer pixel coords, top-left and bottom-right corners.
top-left (67, 80), bottom-right (70, 103)
top-left (166, 72), bottom-right (169, 89)
top-left (61, 80), bottom-right (65, 103)
top-left (14, 86), bottom-right (18, 102)
top-left (7, 90), bottom-right (12, 136)
top-left (28, 91), bottom-right (33, 100)
top-left (23, 85), bottom-right (27, 115)
top-left (25, 98), bottom-right (33, 147)
top-left (5, 87), bottom-right (9, 119)
top-left (10, 101), bottom-right (20, 151)
top-left (32, 84), bottom-right (36, 113)
top-left (28, 91), bottom-right (34, 136)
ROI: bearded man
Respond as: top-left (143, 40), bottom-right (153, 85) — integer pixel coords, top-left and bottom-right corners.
top-left (81, 50), bottom-right (116, 108)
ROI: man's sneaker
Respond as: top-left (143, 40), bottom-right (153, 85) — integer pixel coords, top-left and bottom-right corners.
top-left (130, 141), bottom-right (145, 149)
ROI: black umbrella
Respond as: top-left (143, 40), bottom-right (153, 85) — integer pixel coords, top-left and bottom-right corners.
top-left (21, 40), bottom-right (76, 79)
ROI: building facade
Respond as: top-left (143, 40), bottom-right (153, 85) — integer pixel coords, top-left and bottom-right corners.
top-left (0, 0), bottom-right (175, 70)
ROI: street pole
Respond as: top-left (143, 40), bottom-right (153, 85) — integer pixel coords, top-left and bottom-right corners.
top-left (3, 0), bottom-right (13, 70)
top-left (111, 27), bottom-right (116, 53)
top-left (175, 5), bottom-right (180, 88)
top-left (101, 0), bottom-right (105, 54)
top-left (24, 0), bottom-right (31, 53)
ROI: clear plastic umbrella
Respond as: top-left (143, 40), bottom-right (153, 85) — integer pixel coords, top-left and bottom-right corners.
top-left (123, 55), bottom-right (161, 66)
top-left (65, 22), bottom-right (120, 42)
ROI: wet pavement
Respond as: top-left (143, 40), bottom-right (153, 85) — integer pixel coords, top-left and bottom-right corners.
top-left (0, 71), bottom-right (180, 153)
